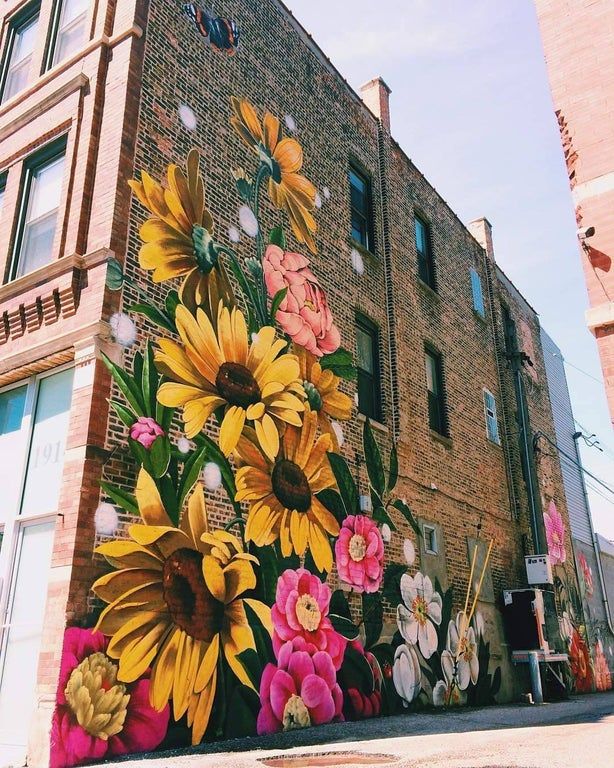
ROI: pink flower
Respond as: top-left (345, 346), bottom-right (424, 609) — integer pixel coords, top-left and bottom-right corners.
top-left (257, 640), bottom-right (343, 734)
top-left (272, 568), bottom-right (347, 669)
top-left (50, 628), bottom-right (169, 768)
top-left (335, 515), bottom-right (384, 593)
top-left (129, 416), bottom-right (164, 449)
top-left (578, 552), bottom-right (594, 597)
top-left (544, 500), bottom-right (567, 565)
top-left (263, 244), bottom-right (341, 357)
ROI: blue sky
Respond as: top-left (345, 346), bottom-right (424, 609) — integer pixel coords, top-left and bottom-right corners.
top-left (285, 0), bottom-right (614, 538)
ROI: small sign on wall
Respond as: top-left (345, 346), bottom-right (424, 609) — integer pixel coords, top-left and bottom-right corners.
top-left (525, 555), bottom-right (553, 585)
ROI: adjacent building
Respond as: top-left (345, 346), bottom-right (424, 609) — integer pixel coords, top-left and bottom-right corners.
top-left (535, 0), bottom-right (614, 427)
top-left (0, 1), bottom-right (603, 766)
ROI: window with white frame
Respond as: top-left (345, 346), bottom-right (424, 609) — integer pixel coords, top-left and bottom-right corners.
top-left (483, 388), bottom-right (500, 445)
top-left (423, 524), bottom-right (438, 555)
top-left (470, 267), bottom-right (485, 318)
top-left (49, 0), bottom-right (89, 68)
top-left (1, 6), bottom-right (40, 103)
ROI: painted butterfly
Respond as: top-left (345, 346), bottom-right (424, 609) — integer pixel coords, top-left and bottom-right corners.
top-left (182, 3), bottom-right (240, 55)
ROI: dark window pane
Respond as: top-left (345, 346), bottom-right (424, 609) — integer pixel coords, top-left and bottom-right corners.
top-left (415, 215), bottom-right (436, 289)
top-left (356, 317), bottom-right (381, 420)
top-left (350, 166), bottom-right (373, 251)
top-left (425, 349), bottom-right (447, 435)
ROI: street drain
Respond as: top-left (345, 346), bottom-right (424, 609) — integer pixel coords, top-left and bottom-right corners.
top-left (259, 752), bottom-right (398, 767)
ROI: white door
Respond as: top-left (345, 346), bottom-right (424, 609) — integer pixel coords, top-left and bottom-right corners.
top-left (0, 367), bottom-right (74, 765)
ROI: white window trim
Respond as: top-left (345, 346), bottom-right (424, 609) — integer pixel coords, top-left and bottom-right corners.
top-left (483, 387), bottom-right (501, 445)
top-left (423, 524), bottom-right (438, 555)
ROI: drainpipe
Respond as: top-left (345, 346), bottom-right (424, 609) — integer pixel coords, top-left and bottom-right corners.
top-left (572, 433), bottom-right (614, 636)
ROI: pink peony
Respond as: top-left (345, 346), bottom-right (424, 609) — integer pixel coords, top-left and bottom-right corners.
top-left (272, 568), bottom-right (347, 669)
top-left (263, 244), bottom-right (341, 357)
top-left (335, 515), bottom-right (384, 593)
top-left (50, 627), bottom-right (169, 768)
top-left (257, 640), bottom-right (344, 734)
top-left (578, 552), bottom-right (594, 597)
top-left (544, 500), bottom-right (567, 565)
top-left (129, 416), bottom-right (164, 449)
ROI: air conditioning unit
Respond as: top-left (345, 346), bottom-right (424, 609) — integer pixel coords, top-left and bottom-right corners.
top-left (502, 588), bottom-right (550, 652)
top-left (525, 554), bottom-right (553, 585)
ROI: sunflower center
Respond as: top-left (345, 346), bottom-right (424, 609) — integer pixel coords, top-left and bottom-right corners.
top-left (303, 380), bottom-right (323, 412)
top-left (349, 533), bottom-right (367, 562)
top-left (192, 224), bottom-right (218, 274)
top-left (295, 593), bottom-right (322, 632)
top-left (65, 652), bottom-right (129, 740)
top-left (162, 548), bottom-right (224, 642)
top-left (271, 459), bottom-right (312, 512)
top-left (216, 362), bottom-right (261, 408)
top-left (282, 694), bottom-right (311, 730)
top-left (412, 596), bottom-right (429, 625)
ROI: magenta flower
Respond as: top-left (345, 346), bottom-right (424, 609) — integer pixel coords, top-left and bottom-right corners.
top-left (272, 568), bottom-right (347, 669)
top-left (263, 244), bottom-right (341, 357)
top-left (129, 416), bottom-right (164, 449)
top-left (544, 500), bottom-right (567, 565)
top-left (335, 515), bottom-right (384, 593)
top-left (257, 640), bottom-right (344, 734)
top-left (50, 628), bottom-right (169, 768)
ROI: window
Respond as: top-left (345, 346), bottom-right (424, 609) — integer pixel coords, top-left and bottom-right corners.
top-left (356, 315), bottom-right (381, 421)
top-left (349, 164), bottom-right (374, 251)
top-left (11, 139), bottom-right (66, 280)
top-left (425, 347), bottom-right (448, 436)
top-left (415, 214), bottom-right (436, 289)
top-left (1, 7), bottom-right (39, 103)
top-left (470, 267), bottom-right (485, 318)
top-left (423, 524), bottom-right (438, 554)
top-left (0, 175), bottom-right (6, 217)
top-left (48, 0), bottom-right (89, 68)
top-left (483, 389), bottom-right (500, 445)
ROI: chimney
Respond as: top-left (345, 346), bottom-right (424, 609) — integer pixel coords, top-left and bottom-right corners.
top-left (468, 217), bottom-right (495, 261)
top-left (360, 77), bottom-right (392, 133)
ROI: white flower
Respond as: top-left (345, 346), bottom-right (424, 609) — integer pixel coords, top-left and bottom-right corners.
top-left (392, 643), bottom-right (421, 706)
top-left (560, 611), bottom-right (574, 643)
top-left (178, 103), bottom-right (197, 131)
top-left (433, 650), bottom-right (466, 707)
top-left (284, 114), bottom-right (297, 133)
top-left (314, 191), bottom-right (322, 209)
top-left (447, 612), bottom-right (479, 690)
top-left (351, 248), bottom-right (365, 275)
top-left (239, 205), bottom-right (259, 237)
top-left (228, 225), bottom-right (240, 243)
top-left (94, 503), bottom-right (119, 536)
top-left (331, 420), bottom-right (344, 447)
top-left (381, 523), bottom-right (392, 543)
top-left (472, 610), bottom-right (485, 639)
top-left (397, 571), bottom-right (442, 659)
top-left (109, 312), bottom-right (137, 347)
top-left (403, 538), bottom-right (416, 566)
top-left (203, 461), bottom-right (222, 491)
top-left (177, 436), bottom-right (191, 454)
top-left (322, 186), bottom-right (331, 200)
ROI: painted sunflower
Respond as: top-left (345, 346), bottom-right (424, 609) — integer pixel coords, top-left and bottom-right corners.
top-left (230, 97), bottom-right (317, 253)
top-left (296, 345), bottom-right (352, 449)
top-left (235, 407), bottom-right (340, 572)
top-left (155, 302), bottom-right (304, 459)
top-left (93, 469), bottom-right (271, 745)
top-left (128, 148), bottom-right (233, 316)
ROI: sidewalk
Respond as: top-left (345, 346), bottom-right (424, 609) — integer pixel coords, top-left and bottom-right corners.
top-left (102, 691), bottom-right (614, 768)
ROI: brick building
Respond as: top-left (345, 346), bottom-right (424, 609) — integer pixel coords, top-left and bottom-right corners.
top-left (535, 0), bottom-right (614, 427)
top-left (0, 1), bottom-right (595, 766)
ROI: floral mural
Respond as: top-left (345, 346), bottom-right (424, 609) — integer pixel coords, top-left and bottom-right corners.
top-left (50, 93), bottom-right (501, 766)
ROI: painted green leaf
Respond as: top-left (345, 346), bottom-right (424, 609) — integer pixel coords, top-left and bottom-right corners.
top-left (132, 350), bottom-right (144, 389)
top-left (178, 445), bottom-right (208, 510)
top-left (320, 347), bottom-right (357, 381)
top-left (329, 613), bottom-right (359, 640)
top-left (105, 257), bottom-right (124, 290)
top-left (270, 287), bottom-right (288, 320)
top-left (382, 562), bottom-right (406, 607)
top-left (327, 451), bottom-right (359, 516)
top-left (159, 473), bottom-right (179, 526)
top-left (269, 225), bottom-right (286, 248)
top-left (243, 600), bottom-right (274, 664)
top-left (304, 548), bottom-right (327, 581)
top-left (363, 419), bottom-right (385, 497)
top-left (128, 303), bottom-right (176, 334)
top-left (223, 684), bottom-right (259, 738)
top-left (362, 592), bottom-right (383, 650)
top-left (108, 399), bottom-right (135, 428)
top-left (235, 648), bottom-right (262, 690)
top-left (149, 435), bottom-right (171, 478)
top-left (141, 342), bottom-right (159, 418)
top-left (316, 488), bottom-right (346, 524)
top-left (194, 432), bottom-right (241, 513)
top-left (100, 480), bottom-right (138, 516)
top-left (102, 352), bottom-right (145, 417)
top-left (391, 498), bottom-right (421, 537)
top-left (373, 504), bottom-right (396, 531)
top-left (252, 544), bottom-right (279, 605)
top-left (330, 589), bottom-right (352, 620)
top-left (388, 443), bottom-right (399, 492)
top-left (339, 643), bottom-right (374, 692)
top-left (165, 290), bottom-right (180, 323)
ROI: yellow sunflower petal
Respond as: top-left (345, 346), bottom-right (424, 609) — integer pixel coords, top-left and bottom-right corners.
top-left (235, 466), bottom-right (272, 501)
top-left (273, 137), bottom-right (304, 174)
top-left (244, 597), bottom-right (273, 634)
top-left (308, 521), bottom-right (333, 573)
top-left (219, 405), bottom-right (246, 456)
top-left (202, 555), bottom-right (226, 602)
top-left (224, 559), bottom-right (257, 603)
top-left (181, 482), bottom-right (209, 551)
top-left (303, 433), bottom-right (333, 481)
top-left (92, 568), bottom-right (161, 604)
top-left (262, 112), bottom-right (282, 152)
top-left (175, 304), bottom-right (223, 379)
top-left (310, 495), bottom-right (341, 536)
top-left (182, 396), bottom-right (225, 438)
top-left (95, 540), bottom-right (163, 571)
top-left (254, 413), bottom-right (280, 462)
top-left (191, 665), bottom-right (217, 745)
top-left (136, 468), bottom-right (173, 526)
top-left (150, 629), bottom-right (183, 711)
top-left (194, 633), bottom-right (220, 692)
top-left (290, 509), bottom-right (308, 556)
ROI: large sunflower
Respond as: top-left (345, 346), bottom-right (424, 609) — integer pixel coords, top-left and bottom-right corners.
top-left (93, 469), bottom-right (271, 745)
top-left (235, 407), bottom-right (340, 572)
top-left (296, 345), bottom-right (352, 449)
top-left (128, 148), bottom-right (233, 316)
top-left (230, 97), bottom-right (318, 254)
top-left (155, 301), bottom-right (304, 460)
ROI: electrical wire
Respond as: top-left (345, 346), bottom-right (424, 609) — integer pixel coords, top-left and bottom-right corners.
top-left (548, 348), bottom-right (605, 386)
top-left (535, 432), bottom-right (614, 498)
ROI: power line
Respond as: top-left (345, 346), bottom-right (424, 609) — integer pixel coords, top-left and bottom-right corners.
top-left (573, 418), bottom-right (614, 461)
top-left (535, 432), bottom-right (614, 498)
top-left (585, 480), bottom-right (614, 509)
top-left (548, 349), bottom-right (605, 386)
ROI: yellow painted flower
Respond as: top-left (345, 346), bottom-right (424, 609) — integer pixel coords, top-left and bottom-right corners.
top-left (155, 302), bottom-right (305, 459)
top-left (128, 148), bottom-right (233, 316)
top-left (92, 468), bottom-right (271, 745)
top-left (295, 345), bottom-right (352, 449)
top-left (235, 408), bottom-right (340, 572)
top-left (230, 97), bottom-right (318, 254)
